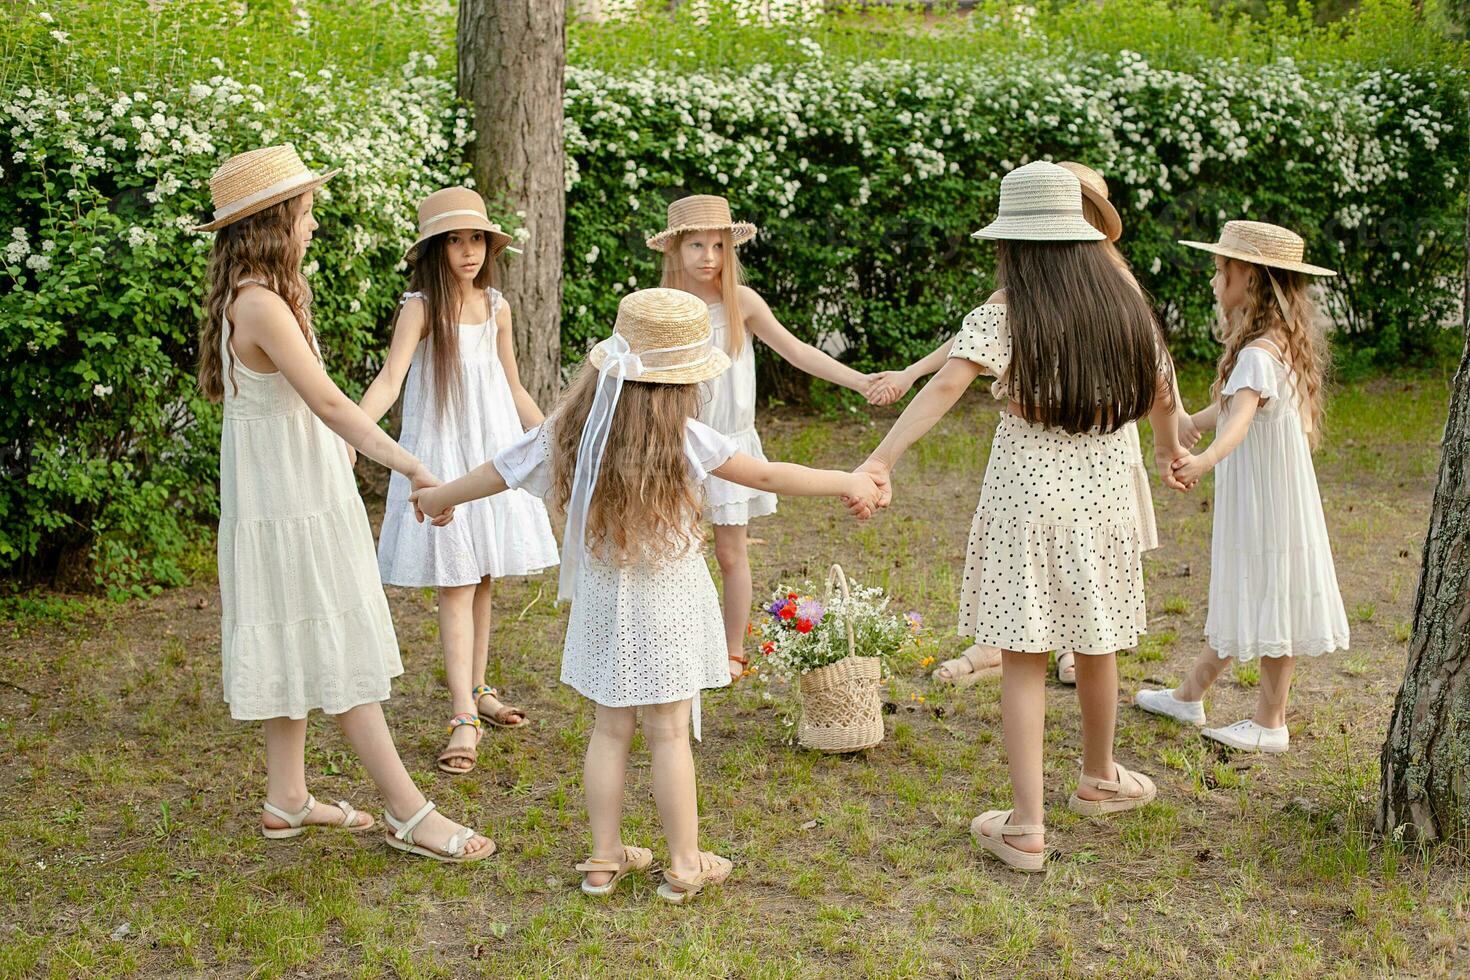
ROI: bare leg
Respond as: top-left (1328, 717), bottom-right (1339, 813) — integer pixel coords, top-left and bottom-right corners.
top-left (1073, 652), bottom-right (1120, 801)
top-left (1253, 655), bottom-right (1295, 729)
top-left (1173, 646), bottom-right (1231, 703)
top-left (333, 701), bottom-right (493, 857)
top-left (438, 584), bottom-right (479, 770)
top-left (981, 651), bottom-right (1047, 854)
top-left (469, 576), bottom-right (523, 724)
top-left (713, 525), bottom-right (752, 680)
top-left (582, 703), bottom-right (638, 888)
top-left (643, 699), bottom-right (701, 877)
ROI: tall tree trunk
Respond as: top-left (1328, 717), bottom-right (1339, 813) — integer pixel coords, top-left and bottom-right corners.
top-left (1377, 187), bottom-right (1470, 841)
top-left (457, 0), bottom-right (566, 407)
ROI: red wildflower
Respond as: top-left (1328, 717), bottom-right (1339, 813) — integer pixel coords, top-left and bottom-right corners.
top-left (761, 641), bottom-right (775, 655)
top-left (796, 618), bottom-right (813, 634)
top-left (779, 605), bottom-right (796, 620)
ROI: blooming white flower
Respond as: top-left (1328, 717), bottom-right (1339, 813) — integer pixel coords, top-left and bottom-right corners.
top-left (93, 383), bottom-right (113, 397)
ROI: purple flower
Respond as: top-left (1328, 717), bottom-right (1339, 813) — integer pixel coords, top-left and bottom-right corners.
top-left (905, 611), bottom-right (923, 630)
top-left (796, 599), bottom-right (825, 625)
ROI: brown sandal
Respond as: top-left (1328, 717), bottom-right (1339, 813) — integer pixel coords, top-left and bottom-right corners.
top-left (727, 653), bottom-right (749, 682)
top-left (970, 809), bottom-right (1046, 873)
top-left (577, 845), bottom-right (654, 896)
top-left (474, 685), bottom-right (528, 729)
top-left (436, 712), bottom-right (482, 775)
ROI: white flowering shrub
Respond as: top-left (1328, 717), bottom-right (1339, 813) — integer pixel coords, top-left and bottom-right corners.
top-left (0, 53), bottom-right (471, 592)
top-left (560, 51), bottom-right (1465, 377)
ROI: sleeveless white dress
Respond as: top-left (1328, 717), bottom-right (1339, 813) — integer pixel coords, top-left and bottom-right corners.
top-left (377, 288), bottom-right (559, 587)
top-left (217, 285), bottom-right (402, 720)
top-left (1204, 343), bottom-right (1349, 660)
top-left (698, 301), bottom-right (777, 526)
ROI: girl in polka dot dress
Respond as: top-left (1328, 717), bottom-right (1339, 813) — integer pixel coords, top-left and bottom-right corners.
top-left (413, 288), bottom-right (885, 902)
top-left (855, 162), bottom-right (1189, 872)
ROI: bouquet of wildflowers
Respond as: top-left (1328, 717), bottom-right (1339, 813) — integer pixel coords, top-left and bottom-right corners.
top-left (756, 578), bottom-right (924, 682)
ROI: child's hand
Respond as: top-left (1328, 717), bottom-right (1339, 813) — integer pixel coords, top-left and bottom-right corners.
top-left (864, 370), bottom-right (911, 406)
top-left (842, 471), bottom-right (883, 519)
top-left (1171, 452), bottom-right (1212, 490)
top-left (409, 468), bottom-right (455, 526)
top-left (1177, 413), bottom-right (1202, 450)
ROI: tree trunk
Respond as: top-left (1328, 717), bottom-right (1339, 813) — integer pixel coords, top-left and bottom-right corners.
top-left (1377, 187), bottom-right (1470, 841)
top-left (457, 0), bottom-right (566, 407)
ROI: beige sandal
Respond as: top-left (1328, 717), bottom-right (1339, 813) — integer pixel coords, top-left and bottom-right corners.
top-left (474, 685), bottom-right (528, 729)
top-left (383, 800), bottom-right (495, 863)
top-left (437, 712), bottom-right (482, 775)
top-left (577, 844), bottom-right (654, 896)
top-left (970, 809), bottom-right (1046, 873)
top-left (932, 644), bottom-right (1002, 687)
top-left (261, 794), bottom-right (374, 840)
top-left (1068, 763), bottom-right (1157, 816)
top-left (656, 851), bottom-right (733, 904)
top-left (1056, 651), bottom-right (1077, 686)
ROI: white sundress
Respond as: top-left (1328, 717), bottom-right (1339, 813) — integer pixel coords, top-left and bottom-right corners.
top-left (950, 303), bottom-right (1148, 655)
top-left (217, 284), bottom-right (402, 721)
top-left (699, 301), bottom-right (777, 526)
top-left (492, 418), bottom-right (734, 736)
top-left (1204, 342), bottom-right (1349, 660)
top-left (377, 287), bottom-right (559, 587)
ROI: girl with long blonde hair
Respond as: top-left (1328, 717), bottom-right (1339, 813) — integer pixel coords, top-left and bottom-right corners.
top-left (1137, 221), bottom-right (1349, 754)
top-left (413, 288), bottom-right (884, 901)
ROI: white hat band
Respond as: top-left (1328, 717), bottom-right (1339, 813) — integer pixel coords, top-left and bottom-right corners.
top-left (212, 171), bottom-right (318, 222)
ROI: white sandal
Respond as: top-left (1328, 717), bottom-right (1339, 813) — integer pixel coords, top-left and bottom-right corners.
top-left (931, 644), bottom-right (1002, 687)
top-left (1067, 763), bottom-right (1157, 816)
top-left (260, 794), bottom-right (374, 840)
top-left (969, 809), bottom-right (1046, 873)
top-left (1055, 651), bottom-right (1077, 686)
top-left (383, 800), bottom-right (495, 863)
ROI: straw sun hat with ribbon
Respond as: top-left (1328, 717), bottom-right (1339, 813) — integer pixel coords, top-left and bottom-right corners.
top-left (1056, 161), bottom-right (1123, 243)
top-left (971, 161), bottom-right (1106, 242)
top-left (1180, 219), bottom-right (1336, 325)
top-left (559, 288), bottom-right (731, 602)
top-left (193, 144), bottom-right (339, 233)
top-left (645, 194), bottom-right (758, 252)
top-left (405, 186), bottom-right (516, 264)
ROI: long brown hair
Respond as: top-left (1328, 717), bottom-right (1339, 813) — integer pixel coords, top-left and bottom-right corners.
top-left (1211, 259), bottom-right (1327, 447)
top-left (548, 362), bottom-right (703, 565)
top-left (997, 240), bottom-right (1168, 434)
top-left (658, 228), bottom-right (746, 355)
top-left (397, 232), bottom-right (497, 421)
top-left (198, 195), bottom-right (314, 401)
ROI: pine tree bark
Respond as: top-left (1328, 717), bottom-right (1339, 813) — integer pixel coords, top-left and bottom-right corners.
top-left (457, 0), bottom-right (566, 407)
top-left (1377, 189), bottom-right (1470, 841)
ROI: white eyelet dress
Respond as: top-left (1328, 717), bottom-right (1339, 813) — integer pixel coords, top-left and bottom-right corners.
top-left (950, 303), bottom-right (1147, 656)
top-left (698, 301), bottom-right (777, 526)
top-left (377, 288), bottom-right (559, 587)
top-left (217, 288), bottom-right (402, 720)
top-left (1204, 343), bottom-right (1349, 660)
top-left (492, 418), bottom-right (735, 737)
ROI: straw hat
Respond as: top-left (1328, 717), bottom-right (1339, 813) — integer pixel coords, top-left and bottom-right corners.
top-left (646, 195), bottom-right (758, 252)
top-left (587, 288), bottom-right (731, 385)
top-left (972, 161), bottom-right (1106, 242)
top-left (405, 187), bottom-right (515, 263)
top-left (1179, 220), bottom-right (1336, 277)
top-left (193, 144), bottom-right (339, 233)
top-left (1057, 161), bottom-right (1122, 242)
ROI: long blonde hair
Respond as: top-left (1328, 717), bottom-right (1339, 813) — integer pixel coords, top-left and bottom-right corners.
top-left (549, 362), bottom-right (703, 565)
top-left (658, 228), bottom-right (747, 356)
top-left (198, 195), bottom-right (314, 401)
top-left (1211, 258), bottom-right (1327, 447)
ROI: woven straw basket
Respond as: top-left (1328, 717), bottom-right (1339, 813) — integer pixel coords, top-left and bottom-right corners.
top-left (797, 565), bottom-right (886, 754)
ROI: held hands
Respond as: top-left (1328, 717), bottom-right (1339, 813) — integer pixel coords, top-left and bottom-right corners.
top-left (1170, 451), bottom-right (1212, 491)
top-left (1154, 448), bottom-right (1191, 493)
top-left (861, 372), bottom-right (906, 407)
top-left (408, 468), bottom-right (455, 526)
top-left (844, 458), bottom-right (893, 519)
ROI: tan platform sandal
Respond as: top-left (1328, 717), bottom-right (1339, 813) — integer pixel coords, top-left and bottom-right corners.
top-left (932, 644), bottom-right (1002, 687)
top-left (437, 712), bottom-right (482, 775)
top-left (970, 809), bottom-right (1046, 873)
top-left (1055, 651), bottom-right (1077, 686)
top-left (260, 794), bottom-right (375, 840)
top-left (656, 851), bottom-right (733, 904)
top-left (1068, 763), bottom-right (1157, 816)
top-left (474, 685), bottom-right (528, 729)
top-left (577, 844), bottom-right (654, 897)
top-left (383, 800), bottom-right (495, 863)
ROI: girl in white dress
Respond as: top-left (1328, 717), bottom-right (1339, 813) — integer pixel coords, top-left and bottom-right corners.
top-left (360, 188), bottom-right (558, 775)
top-left (413, 288), bottom-right (884, 901)
top-left (855, 163), bottom-right (1189, 872)
top-left (196, 145), bottom-right (490, 863)
top-left (649, 195), bottom-right (900, 682)
top-left (874, 162), bottom-right (1198, 687)
top-left (1137, 220), bottom-right (1349, 754)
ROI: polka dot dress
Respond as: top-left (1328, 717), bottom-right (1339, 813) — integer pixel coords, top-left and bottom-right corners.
top-left (951, 304), bottom-right (1146, 656)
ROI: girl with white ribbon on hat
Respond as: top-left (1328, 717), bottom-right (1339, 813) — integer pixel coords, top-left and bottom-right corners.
top-left (1136, 220), bottom-right (1350, 754)
top-left (358, 187), bottom-right (558, 776)
top-left (852, 161), bottom-right (1190, 872)
top-left (196, 145), bottom-right (492, 863)
top-left (649, 194), bottom-right (902, 686)
top-left (412, 287), bottom-right (884, 902)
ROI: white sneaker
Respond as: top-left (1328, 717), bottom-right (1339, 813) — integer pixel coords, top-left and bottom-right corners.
top-left (1134, 688), bottom-right (1206, 726)
top-left (1202, 719), bottom-right (1289, 754)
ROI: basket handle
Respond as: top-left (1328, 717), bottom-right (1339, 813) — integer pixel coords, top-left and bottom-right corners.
top-left (824, 563), bottom-right (856, 660)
